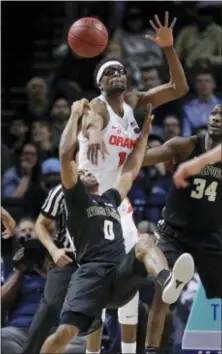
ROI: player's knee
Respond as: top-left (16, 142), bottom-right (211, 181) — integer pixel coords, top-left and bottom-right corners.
top-left (55, 324), bottom-right (77, 343)
top-left (118, 293), bottom-right (139, 325)
top-left (135, 234), bottom-right (155, 261)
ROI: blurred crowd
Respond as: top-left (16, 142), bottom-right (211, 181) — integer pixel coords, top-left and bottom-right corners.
top-left (1, 1), bottom-right (221, 354)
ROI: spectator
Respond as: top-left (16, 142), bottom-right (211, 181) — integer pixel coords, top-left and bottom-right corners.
top-left (175, 8), bottom-right (222, 68)
top-left (140, 66), bottom-right (162, 91)
top-left (105, 40), bottom-right (124, 61)
top-left (183, 69), bottom-right (222, 136)
top-left (2, 143), bottom-right (46, 217)
top-left (50, 97), bottom-right (70, 151)
top-left (1, 218), bottom-right (46, 354)
top-left (2, 143), bottom-right (40, 198)
top-left (41, 158), bottom-right (61, 193)
top-left (5, 118), bottom-right (29, 156)
top-left (30, 121), bottom-right (55, 161)
top-left (113, 7), bottom-right (164, 84)
top-left (163, 115), bottom-right (181, 141)
top-left (16, 77), bottom-right (51, 124)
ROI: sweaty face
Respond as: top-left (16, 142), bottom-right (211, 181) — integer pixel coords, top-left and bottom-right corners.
top-left (78, 169), bottom-right (99, 189)
top-left (208, 104), bottom-right (222, 142)
top-left (99, 65), bottom-right (127, 94)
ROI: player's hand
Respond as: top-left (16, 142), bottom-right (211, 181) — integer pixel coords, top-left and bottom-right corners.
top-left (173, 159), bottom-right (201, 188)
top-left (87, 130), bottom-right (109, 165)
top-left (142, 103), bottom-right (154, 136)
top-left (51, 248), bottom-right (73, 267)
top-left (145, 12), bottom-right (177, 48)
top-left (71, 99), bottom-right (90, 119)
top-left (2, 215), bottom-right (16, 239)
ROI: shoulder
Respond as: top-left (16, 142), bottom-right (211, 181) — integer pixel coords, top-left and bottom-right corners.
top-left (102, 188), bottom-right (122, 208)
top-left (166, 135), bottom-right (197, 162)
top-left (90, 98), bottom-right (107, 114)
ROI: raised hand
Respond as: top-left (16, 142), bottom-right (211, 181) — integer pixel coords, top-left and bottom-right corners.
top-left (71, 98), bottom-right (90, 118)
top-left (142, 103), bottom-right (154, 136)
top-left (145, 11), bottom-right (177, 48)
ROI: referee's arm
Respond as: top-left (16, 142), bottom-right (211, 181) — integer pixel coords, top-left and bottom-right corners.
top-left (35, 186), bottom-right (62, 257)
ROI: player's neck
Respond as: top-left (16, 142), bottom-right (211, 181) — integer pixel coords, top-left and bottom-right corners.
top-left (105, 92), bottom-right (125, 117)
top-left (205, 133), bottom-right (220, 150)
top-left (89, 185), bottom-right (99, 194)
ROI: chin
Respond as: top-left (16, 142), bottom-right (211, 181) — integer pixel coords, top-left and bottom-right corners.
top-left (109, 86), bottom-right (125, 94)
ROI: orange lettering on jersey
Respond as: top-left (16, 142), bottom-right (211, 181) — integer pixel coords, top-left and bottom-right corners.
top-left (109, 135), bottom-right (136, 149)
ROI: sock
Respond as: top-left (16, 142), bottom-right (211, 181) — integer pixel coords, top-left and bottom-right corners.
top-left (157, 269), bottom-right (171, 287)
top-left (86, 351), bottom-right (100, 353)
top-left (121, 341), bottom-right (136, 353)
top-left (145, 346), bottom-right (158, 353)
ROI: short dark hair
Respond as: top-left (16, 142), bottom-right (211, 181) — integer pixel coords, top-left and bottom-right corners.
top-left (93, 57), bottom-right (125, 88)
top-left (195, 68), bottom-right (215, 79)
top-left (141, 65), bottom-right (161, 74)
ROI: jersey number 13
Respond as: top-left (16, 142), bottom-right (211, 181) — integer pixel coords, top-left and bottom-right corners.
top-left (191, 178), bottom-right (218, 202)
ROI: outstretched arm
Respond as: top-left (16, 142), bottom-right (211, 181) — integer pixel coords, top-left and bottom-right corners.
top-left (142, 136), bottom-right (197, 167)
top-left (1, 207), bottom-right (16, 239)
top-left (136, 12), bottom-right (189, 110)
top-left (174, 144), bottom-right (222, 188)
top-left (59, 99), bottom-right (89, 189)
top-left (114, 104), bottom-right (153, 201)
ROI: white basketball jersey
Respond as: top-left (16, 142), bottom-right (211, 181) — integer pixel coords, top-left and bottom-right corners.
top-left (78, 94), bottom-right (140, 209)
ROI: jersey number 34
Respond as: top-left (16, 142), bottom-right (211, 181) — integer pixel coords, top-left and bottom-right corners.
top-left (191, 178), bottom-right (218, 202)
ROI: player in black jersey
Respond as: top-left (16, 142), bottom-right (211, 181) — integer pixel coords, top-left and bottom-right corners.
top-left (142, 103), bottom-right (222, 354)
top-left (40, 100), bottom-right (194, 354)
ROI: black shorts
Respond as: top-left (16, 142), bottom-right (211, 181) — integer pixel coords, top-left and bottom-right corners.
top-left (157, 220), bottom-right (222, 299)
top-left (60, 247), bottom-right (147, 335)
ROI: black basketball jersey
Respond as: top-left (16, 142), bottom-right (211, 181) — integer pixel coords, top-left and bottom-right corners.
top-left (163, 135), bottom-right (222, 232)
top-left (63, 178), bottom-right (125, 264)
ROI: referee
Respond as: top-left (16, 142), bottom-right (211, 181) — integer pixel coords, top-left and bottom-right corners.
top-left (21, 184), bottom-right (78, 354)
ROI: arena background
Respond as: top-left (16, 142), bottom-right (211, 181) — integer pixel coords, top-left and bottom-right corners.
top-left (1, 1), bottom-right (222, 354)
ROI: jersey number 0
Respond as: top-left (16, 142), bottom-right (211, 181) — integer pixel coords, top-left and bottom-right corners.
top-left (104, 220), bottom-right (115, 240)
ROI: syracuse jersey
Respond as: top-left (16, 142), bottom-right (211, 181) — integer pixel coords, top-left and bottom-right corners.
top-left (78, 93), bottom-right (141, 251)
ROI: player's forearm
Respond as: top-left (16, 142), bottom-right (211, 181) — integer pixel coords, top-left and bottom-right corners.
top-left (197, 145), bottom-right (222, 169)
top-left (59, 112), bottom-right (80, 160)
top-left (123, 129), bottom-right (150, 179)
top-left (1, 269), bottom-right (23, 308)
top-left (163, 47), bottom-right (189, 96)
top-left (1, 207), bottom-right (16, 231)
top-left (35, 221), bottom-right (58, 257)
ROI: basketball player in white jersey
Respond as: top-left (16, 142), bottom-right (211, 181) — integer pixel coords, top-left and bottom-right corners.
top-left (79, 12), bottom-right (189, 354)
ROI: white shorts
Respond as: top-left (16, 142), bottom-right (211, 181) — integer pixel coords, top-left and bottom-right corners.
top-left (119, 198), bottom-right (138, 253)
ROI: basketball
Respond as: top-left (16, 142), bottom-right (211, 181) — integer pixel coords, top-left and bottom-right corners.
top-left (68, 17), bottom-right (109, 58)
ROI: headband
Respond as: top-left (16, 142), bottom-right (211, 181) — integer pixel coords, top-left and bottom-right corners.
top-left (96, 60), bottom-right (124, 85)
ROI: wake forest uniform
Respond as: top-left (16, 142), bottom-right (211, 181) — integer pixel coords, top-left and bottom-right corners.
top-left (21, 185), bottom-right (78, 354)
top-left (158, 135), bottom-right (222, 298)
top-left (60, 180), bottom-right (147, 335)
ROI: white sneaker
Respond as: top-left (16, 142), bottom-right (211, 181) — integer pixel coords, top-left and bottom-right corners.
top-left (162, 253), bottom-right (195, 305)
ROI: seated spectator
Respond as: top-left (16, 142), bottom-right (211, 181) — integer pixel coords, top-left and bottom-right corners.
top-left (16, 77), bottom-right (52, 124)
top-left (30, 121), bottom-right (56, 161)
top-left (113, 7), bottom-right (164, 84)
top-left (183, 69), bottom-right (222, 136)
top-left (41, 158), bottom-right (61, 193)
top-left (1, 218), bottom-right (46, 354)
top-left (50, 97), bottom-right (70, 152)
top-left (175, 7), bottom-right (222, 68)
top-left (137, 66), bottom-right (183, 130)
top-left (163, 115), bottom-right (181, 141)
top-left (4, 118), bottom-right (29, 156)
top-left (105, 40), bottom-right (124, 61)
top-left (2, 143), bottom-right (46, 217)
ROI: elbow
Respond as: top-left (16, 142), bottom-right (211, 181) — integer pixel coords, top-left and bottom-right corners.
top-left (171, 81), bottom-right (189, 98)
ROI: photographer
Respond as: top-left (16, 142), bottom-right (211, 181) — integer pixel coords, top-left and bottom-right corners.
top-left (1, 218), bottom-right (46, 354)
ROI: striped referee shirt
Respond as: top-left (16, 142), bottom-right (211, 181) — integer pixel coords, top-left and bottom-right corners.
top-left (41, 184), bottom-right (74, 251)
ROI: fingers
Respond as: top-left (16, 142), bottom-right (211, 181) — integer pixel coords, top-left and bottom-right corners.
top-left (146, 103), bottom-right (153, 117)
top-left (170, 17), bottom-right (177, 29)
top-left (154, 14), bottom-right (163, 28)
top-left (2, 230), bottom-right (12, 239)
top-left (164, 11), bottom-right (169, 27)
top-left (144, 34), bottom-right (156, 43)
top-left (149, 20), bottom-right (158, 32)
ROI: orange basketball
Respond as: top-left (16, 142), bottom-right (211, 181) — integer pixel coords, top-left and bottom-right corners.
top-left (68, 17), bottom-right (108, 58)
